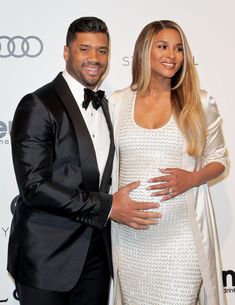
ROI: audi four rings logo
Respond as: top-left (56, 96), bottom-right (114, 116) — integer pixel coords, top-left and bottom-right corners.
top-left (0, 35), bottom-right (43, 58)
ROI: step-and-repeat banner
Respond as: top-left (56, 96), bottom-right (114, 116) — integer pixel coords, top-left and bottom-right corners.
top-left (0, 0), bottom-right (234, 304)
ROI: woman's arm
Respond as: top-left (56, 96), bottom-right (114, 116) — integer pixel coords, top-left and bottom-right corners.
top-left (147, 94), bottom-right (229, 201)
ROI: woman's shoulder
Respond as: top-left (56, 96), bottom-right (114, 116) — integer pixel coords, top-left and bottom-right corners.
top-left (200, 89), bottom-right (221, 125)
top-left (109, 86), bottom-right (133, 104)
top-left (200, 89), bottom-right (217, 109)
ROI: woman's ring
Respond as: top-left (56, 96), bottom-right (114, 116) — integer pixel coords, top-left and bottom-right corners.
top-left (168, 187), bottom-right (173, 196)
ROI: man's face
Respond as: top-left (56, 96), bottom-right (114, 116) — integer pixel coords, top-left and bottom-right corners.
top-left (64, 32), bottom-right (109, 89)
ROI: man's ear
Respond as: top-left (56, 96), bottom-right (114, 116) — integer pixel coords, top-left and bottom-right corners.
top-left (63, 45), bottom-right (70, 61)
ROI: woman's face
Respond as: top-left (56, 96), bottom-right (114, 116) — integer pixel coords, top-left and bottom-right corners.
top-left (150, 28), bottom-right (184, 81)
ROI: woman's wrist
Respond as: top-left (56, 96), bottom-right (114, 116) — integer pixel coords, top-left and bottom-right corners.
top-left (191, 170), bottom-right (201, 188)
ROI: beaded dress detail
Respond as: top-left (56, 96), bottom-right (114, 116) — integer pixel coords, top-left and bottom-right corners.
top-left (117, 97), bottom-right (202, 305)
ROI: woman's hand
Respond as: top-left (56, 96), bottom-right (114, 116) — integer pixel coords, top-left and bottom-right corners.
top-left (147, 168), bottom-right (196, 201)
top-left (147, 162), bottom-right (225, 202)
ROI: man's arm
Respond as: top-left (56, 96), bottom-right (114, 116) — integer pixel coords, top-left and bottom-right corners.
top-left (11, 93), bottom-right (112, 230)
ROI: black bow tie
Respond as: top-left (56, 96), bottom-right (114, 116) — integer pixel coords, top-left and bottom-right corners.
top-left (82, 88), bottom-right (105, 110)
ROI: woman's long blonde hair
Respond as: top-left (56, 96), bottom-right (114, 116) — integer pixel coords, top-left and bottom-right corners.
top-left (131, 20), bottom-right (206, 156)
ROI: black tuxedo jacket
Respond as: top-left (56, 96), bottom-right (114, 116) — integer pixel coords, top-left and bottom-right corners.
top-left (7, 73), bottom-right (115, 292)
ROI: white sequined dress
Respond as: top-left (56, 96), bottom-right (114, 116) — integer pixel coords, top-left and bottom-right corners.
top-left (117, 98), bottom-right (202, 305)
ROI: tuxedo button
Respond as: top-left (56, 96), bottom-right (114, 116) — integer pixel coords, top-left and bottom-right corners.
top-left (76, 216), bottom-right (91, 226)
top-left (77, 216), bottom-right (85, 223)
top-left (85, 218), bottom-right (91, 225)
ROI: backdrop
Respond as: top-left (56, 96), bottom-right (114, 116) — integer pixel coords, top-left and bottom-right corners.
top-left (0, 0), bottom-right (234, 304)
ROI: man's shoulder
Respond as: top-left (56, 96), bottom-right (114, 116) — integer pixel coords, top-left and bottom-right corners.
top-left (33, 72), bottom-right (63, 98)
top-left (16, 73), bottom-right (63, 112)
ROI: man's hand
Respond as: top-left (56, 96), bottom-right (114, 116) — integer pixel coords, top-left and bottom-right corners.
top-left (111, 181), bottom-right (161, 230)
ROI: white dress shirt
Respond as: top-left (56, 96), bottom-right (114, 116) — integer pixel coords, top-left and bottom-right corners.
top-left (62, 70), bottom-right (110, 185)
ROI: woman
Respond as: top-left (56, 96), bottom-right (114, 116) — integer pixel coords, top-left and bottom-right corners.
top-left (110, 20), bottom-right (228, 305)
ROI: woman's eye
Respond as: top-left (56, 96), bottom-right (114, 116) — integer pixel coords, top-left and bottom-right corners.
top-left (176, 47), bottom-right (183, 52)
top-left (158, 45), bottom-right (167, 49)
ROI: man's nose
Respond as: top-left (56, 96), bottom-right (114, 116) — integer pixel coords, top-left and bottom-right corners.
top-left (87, 49), bottom-right (99, 62)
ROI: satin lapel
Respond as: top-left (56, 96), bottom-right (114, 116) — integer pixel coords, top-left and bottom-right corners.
top-left (100, 98), bottom-right (115, 193)
top-left (53, 73), bottom-right (99, 191)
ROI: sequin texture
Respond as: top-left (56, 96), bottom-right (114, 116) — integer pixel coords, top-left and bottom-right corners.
top-left (117, 99), bottom-right (202, 305)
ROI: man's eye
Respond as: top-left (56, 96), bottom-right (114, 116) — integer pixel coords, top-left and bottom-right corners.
top-left (99, 49), bottom-right (107, 54)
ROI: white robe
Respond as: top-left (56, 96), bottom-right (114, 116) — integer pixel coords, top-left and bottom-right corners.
top-left (109, 87), bottom-right (229, 305)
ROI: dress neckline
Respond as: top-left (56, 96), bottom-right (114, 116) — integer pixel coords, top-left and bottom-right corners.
top-left (131, 92), bottom-right (173, 131)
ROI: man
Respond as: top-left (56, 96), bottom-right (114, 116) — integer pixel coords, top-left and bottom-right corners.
top-left (7, 17), bottom-right (160, 305)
